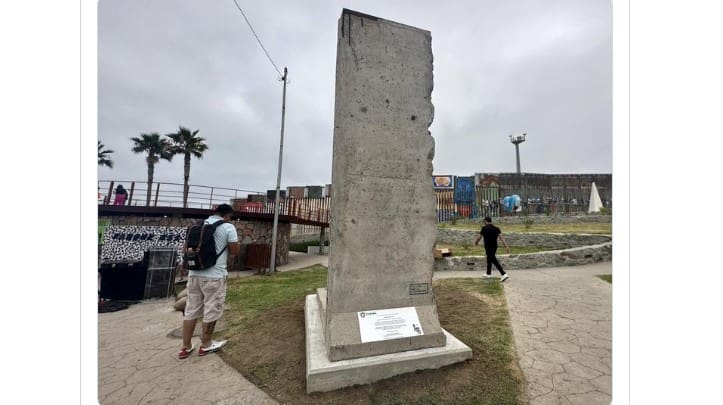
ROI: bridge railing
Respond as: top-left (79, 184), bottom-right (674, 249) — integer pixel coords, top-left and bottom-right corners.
top-left (98, 180), bottom-right (332, 225)
top-left (98, 180), bottom-right (263, 210)
top-left (236, 197), bottom-right (331, 224)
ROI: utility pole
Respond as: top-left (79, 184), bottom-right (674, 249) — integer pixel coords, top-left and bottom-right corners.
top-left (269, 67), bottom-right (288, 274)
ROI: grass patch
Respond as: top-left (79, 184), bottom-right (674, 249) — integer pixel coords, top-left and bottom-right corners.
top-left (597, 274), bottom-right (612, 284)
top-left (221, 265), bottom-right (327, 330)
top-left (443, 222), bottom-right (612, 235)
top-left (218, 267), bottom-right (524, 404)
top-left (435, 242), bottom-right (555, 257)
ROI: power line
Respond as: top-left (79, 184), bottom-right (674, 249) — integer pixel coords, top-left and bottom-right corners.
top-left (231, 0), bottom-right (283, 77)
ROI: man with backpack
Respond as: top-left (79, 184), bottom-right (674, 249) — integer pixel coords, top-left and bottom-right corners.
top-left (179, 204), bottom-right (239, 359)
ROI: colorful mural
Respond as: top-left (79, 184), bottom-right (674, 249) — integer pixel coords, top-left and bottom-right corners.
top-left (433, 175), bottom-right (454, 189)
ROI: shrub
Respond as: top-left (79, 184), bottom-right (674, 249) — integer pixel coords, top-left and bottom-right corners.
top-left (523, 218), bottom-right (534, 230)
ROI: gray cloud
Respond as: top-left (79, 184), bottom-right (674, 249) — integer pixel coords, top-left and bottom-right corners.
top-left (97, 0), bottom-right (611, 195)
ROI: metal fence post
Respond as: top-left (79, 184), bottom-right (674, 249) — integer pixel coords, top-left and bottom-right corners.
top-left (154, 183), bottom-right (161, 207)
top-left (128, 182), bottom-right (135, 206)
top-left (106, 181), bottom-right (114, 205)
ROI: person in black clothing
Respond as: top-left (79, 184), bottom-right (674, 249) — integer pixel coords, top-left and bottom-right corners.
top-left (474, 216), bottom-right (511, 281)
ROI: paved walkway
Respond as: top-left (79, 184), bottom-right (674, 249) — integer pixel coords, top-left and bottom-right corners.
top-left (98, 252), bottom-right (325, 405)
top-left (99, 254), bottom-right (611, 405)
top-left (436, 263), bottom-right (612, 404)
top-left (503, 263), bottom-right (612, 405)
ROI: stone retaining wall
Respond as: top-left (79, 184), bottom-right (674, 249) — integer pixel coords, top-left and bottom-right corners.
top-left (451, 214), bottom-right (611, 225)
top-left (436, 228), bottom-right (611, 249)
top-left (290, 232), bottom-right (324, 244)
top-left (433, 227), bottom-right (612, 271)
top-left (433, 243), bottom-right (612, 271)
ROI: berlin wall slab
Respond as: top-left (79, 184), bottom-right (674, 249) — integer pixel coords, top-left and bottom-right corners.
top-left (304, 9), bottom-right (473, 392)
top-left (323, 9), bottom-right (448, 361)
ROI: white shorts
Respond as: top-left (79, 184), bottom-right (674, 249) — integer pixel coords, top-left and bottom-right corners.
top-left (183, 276), bottom-right (227, 322)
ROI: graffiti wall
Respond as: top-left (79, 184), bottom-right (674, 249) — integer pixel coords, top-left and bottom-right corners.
top-left (100, 225), bottom-right (187, 263)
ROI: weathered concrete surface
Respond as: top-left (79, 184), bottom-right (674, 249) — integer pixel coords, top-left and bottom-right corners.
top-left (325, 9), bottom-right (445, 361)
top-left (305, 294), bottom-right (472, 393)
top-left (98, 300), bottom-right (277, 405)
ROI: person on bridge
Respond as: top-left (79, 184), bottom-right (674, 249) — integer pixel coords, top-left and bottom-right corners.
top-left (113, 184), bottom-right (128, 206)
top-left (178, 204), bottom-right (240, 359)
top-left (474, 216), bottom-right (511, 282)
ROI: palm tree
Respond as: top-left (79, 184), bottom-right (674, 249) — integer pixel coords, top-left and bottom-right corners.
top-left (98, 141), bottom-right (114, 168)
top-left (167, 126), bottom-right (208, 208)
top-left (130, 133), bottom-right (173, 206)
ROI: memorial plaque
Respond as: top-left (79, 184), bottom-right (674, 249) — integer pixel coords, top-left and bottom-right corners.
top-left (409, 283), bottom-right (429, 295)
top-left (358, 307), bottom-right (424, 343)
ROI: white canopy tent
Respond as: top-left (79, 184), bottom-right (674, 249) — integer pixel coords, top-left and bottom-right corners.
top-left (588, 182), bottom-right (604, 213)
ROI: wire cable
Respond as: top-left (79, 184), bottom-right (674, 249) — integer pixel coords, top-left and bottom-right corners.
top-left (231, 0), bottom-right (283, 77)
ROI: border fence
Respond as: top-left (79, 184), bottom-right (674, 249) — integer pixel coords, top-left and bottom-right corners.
top-left (435, 173), bottom-right (612, 221)
top-left (100, 174), bottom-right (611, 226)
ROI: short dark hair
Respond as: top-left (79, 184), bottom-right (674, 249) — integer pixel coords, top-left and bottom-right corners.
top-left (215, 203), bottom-right (234, 216)
top-left (483, 216), bottom-right (492, 223)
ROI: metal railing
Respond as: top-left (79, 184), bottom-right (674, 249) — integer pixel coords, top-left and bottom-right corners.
top-left (235, 197), bottom-right (332, 224)
top-left (98, 179), bottom-right (332, 225)
top-left (98, 180), bottom-right (263, 209)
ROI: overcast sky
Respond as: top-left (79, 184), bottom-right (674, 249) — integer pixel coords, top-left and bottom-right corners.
top-left (97, 0), bottom-right (611, 195)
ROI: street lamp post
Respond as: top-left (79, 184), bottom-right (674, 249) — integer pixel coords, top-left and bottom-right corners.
top-left (509, 132), bottom-right (527, 203)
top-left (509, 132), bottom-right (526, 175)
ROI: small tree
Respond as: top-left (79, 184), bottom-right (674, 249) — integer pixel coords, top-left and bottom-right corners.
top-left (130, 133), bottom-right (173, 206)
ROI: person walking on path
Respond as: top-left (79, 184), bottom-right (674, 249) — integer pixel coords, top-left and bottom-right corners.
top-left (474, 216), bottom-right (511, 281)
top-left (179, 204), bottom-right (240, 359)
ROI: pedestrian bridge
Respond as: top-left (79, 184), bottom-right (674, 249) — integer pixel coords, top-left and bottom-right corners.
top-left (98, 180), bottom-right (330, 227)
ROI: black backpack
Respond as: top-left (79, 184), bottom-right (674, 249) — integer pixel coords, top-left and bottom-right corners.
top-left (183, 220), bottom-right (227, 271)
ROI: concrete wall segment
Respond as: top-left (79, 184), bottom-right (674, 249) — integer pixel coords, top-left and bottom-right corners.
top-left (325, 9), bottom-right (444, 361)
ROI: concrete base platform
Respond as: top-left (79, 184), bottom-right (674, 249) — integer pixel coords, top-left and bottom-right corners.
top-left (305, 294), bottom-right (473, 393)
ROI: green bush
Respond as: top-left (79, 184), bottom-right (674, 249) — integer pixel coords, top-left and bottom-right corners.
top-left (523, 218), bottom-right (534, 230)
top-left (289, 240), bottom-right (329, 253)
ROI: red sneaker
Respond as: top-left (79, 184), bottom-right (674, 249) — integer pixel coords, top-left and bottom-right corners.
top-left (178, 344), bottom-right (195, 359)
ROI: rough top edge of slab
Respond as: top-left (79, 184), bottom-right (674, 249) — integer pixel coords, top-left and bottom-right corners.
top-left (341, 8), bottom-right (431, 35)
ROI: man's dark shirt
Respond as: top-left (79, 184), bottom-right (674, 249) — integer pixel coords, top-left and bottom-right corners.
top-left (480, 224), bottom-right (502, 249)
